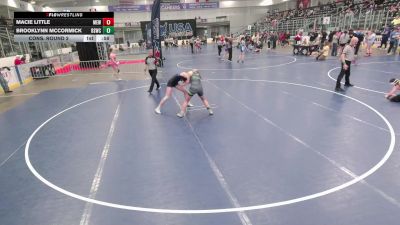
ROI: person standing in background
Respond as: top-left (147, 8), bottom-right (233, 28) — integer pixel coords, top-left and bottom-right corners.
top-left (237, 37), bottom-right (246, 63)
top-left (109, 48), bottom-right (121, 80)
top-left (190, 36), bottom-right (195, 54)
top-left (0, 67), bottom-right (12, 94)
top-left (154, 48), bottom-right (163, 67)
top-left (13, 56), bottom-right (26, 85)
top-left (14, 56), bottom-right (22, 66)
top-left (364, 30), bottom-right (376, 56)
top-left (20, 56), bottom-right (26, 64)
top-left (338, 30), bottom-right (349, 56)
top-left (379, 26), bottom-right (390, 49)
top-left (227, 38), bottom-right (233, 62)
top-left (387, 27), bottom-right (399, 55)
top-left (353, 29), bottom-right (364, 55)
top-left (331, 30), bottom-right (339, 56)
top-left (144, 51), bottom-right (160, 93)
top-left (320, 30), bottom-right (327, 49)
top-left (217, 36), bottom-right (223, 57)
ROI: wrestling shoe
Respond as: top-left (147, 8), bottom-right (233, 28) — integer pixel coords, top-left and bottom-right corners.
top-left (177, 111), bottom-right (185, 118)
top-left (335, 87), bottom-right (345, 92)
top-left (154, 107), bottom-right (161, 114)
top-left (208, 108), bottom-right (214, 115)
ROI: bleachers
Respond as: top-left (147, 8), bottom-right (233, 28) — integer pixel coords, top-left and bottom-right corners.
top-left (0, 22), bottom-right (23, 57)
top-left (249, 0), bottom-right (399, 36)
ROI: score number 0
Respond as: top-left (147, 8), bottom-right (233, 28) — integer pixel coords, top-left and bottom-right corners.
top-left (103, 18), bottom-right (114, 26)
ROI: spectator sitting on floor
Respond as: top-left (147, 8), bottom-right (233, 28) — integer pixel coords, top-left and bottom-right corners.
top-left (315, 42), bottom-right (330, 60)
top-left (385, 78), bottom-right (400, 102)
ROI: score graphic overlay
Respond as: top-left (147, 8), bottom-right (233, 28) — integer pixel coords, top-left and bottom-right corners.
top-left (14, 12), bottom-right (114, 42)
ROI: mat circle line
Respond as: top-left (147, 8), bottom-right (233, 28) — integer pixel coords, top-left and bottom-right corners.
top-left (327, 61), bottom-right (400, 94)
top-left (176, 55), bottom-right (297, 71)
top-left (25, 80), bottom-right (395, 214)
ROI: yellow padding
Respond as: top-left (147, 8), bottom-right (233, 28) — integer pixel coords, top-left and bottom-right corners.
top-left (8, 82), bottom-right (21, 91)
top-left (24, 77), bottom-right (33, 84)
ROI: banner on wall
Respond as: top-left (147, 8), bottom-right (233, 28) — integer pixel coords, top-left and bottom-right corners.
top-left (109, 2), bottom-right (219, 12)
top-left (141, 19), bottom-right (196, 42)
top-left (297, 0), bottom-right (310, 9)
top-left (323, 17), bottom-right (331, 25)
top-left (119, 0), bottom-right (136, 5)
top-left (151, 0), bottom-right (162, 58)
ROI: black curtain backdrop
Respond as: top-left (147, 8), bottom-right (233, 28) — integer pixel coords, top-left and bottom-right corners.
top-left (76, 42), bottom-right (100, 68)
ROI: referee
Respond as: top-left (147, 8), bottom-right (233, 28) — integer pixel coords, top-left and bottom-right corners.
top-left (335, 37), bottom-right (358, 92)
top-left (144, 51), bottom-right (160, 93)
